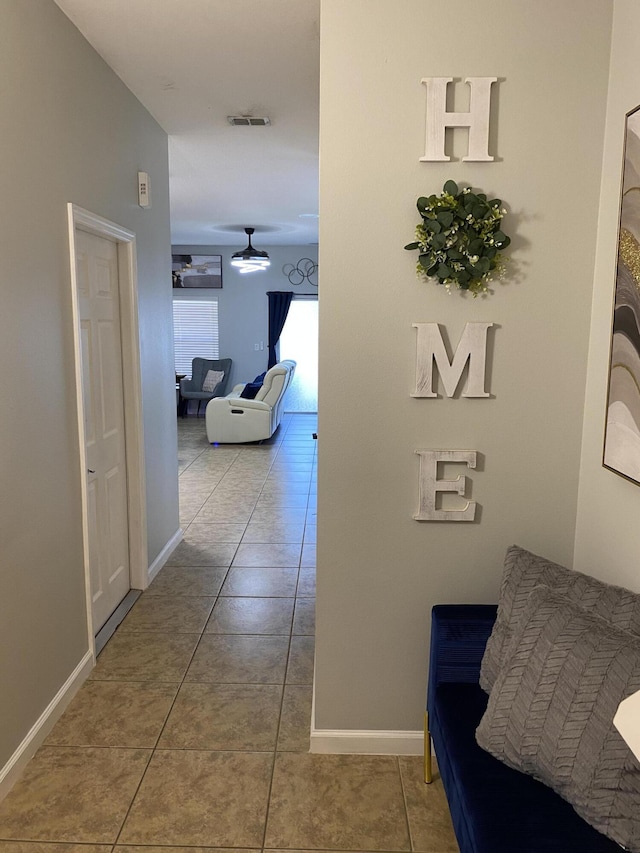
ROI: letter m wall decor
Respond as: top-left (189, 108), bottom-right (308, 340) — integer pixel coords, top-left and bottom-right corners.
top-left (412, 322), bottom-right (492, 398)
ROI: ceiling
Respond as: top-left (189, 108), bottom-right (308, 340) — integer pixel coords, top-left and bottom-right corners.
top-left (54, 0), bottom-right (320, 247)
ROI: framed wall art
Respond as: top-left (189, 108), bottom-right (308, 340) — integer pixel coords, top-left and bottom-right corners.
top-left (172, 254), bottom-right (223, 289)
top-left (603, 105), bottom-right (640, 484)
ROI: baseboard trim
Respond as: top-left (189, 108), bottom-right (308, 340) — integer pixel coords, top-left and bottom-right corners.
top-left (147, 527), bottom-right (183, 584)
top-left (95, 589), bottom-right (141, 656)
top-left (310, 727), bottom-right (423, 755)
top-left (310, 680), bottom-right (422, 755)
top-left (0, 649), bottom-right (94, 801)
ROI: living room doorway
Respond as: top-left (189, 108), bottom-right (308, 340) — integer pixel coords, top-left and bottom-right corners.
top-left (280, 296), bottom-right (318, 412)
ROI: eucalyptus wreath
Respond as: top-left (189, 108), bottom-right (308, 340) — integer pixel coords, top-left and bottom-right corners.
top-left (405, 180), bottom-right (511, 295)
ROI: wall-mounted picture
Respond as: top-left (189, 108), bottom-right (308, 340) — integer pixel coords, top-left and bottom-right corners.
top-left (172, 254), bottom-right (222, 288)
top-left (603, 105), bottom-right (640, 485)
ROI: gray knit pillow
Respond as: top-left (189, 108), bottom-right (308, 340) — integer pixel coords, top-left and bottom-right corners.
top-left (479, 544), bottom-right (640, 693)
top-left (476, 586), bottom-right (640, 852)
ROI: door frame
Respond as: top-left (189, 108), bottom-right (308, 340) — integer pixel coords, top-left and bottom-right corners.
top-left (67, 203), bottom-right (148, 653)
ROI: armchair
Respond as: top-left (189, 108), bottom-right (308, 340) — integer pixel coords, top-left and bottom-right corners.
top-left (179, 357), bottom-right (232, 416)
top-left (205, 360), bottom-right (296, 443)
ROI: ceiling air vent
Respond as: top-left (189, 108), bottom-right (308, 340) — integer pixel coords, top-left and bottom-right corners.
top-left (227, 115), bottom-right (271, 127)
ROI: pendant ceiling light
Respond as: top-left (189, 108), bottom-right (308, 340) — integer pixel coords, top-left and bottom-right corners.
top-left (230, 227), bottom-right (271, 274)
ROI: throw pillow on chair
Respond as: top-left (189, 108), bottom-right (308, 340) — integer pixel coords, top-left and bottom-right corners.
top-left (240, 372), bottom-right (266, 400)
top-left (202, 369), bottom-right (224, 393)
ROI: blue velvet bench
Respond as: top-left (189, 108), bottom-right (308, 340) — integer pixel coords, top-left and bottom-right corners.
top-left (425, 605), bottom-right (623, 853)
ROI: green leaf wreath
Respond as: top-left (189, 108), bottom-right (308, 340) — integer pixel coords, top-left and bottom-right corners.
top-left (405, 180), bottom-right (511, 296)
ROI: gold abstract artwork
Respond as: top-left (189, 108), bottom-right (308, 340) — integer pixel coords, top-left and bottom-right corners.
top-left (604, 107), bottom-right (640, 484)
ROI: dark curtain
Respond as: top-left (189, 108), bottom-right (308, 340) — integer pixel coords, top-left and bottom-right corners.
top-left (267, 291), bottom-right (293, 368)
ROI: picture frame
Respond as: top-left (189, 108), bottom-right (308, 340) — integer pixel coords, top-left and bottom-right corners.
top-left (172, 254), bottom-right (222, 289)
top-left (603, 105), bottom-right (640, 485)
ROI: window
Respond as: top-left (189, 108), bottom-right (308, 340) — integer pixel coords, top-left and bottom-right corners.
top-left (172, 300), bottom-right (219, 374)
top-left (279, 297), bottom-right (318, 412)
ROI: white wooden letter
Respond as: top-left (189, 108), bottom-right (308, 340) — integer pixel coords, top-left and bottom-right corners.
top-left (420, 77), bottom-right (497, 162)
top-left (415, 450), bottom-right (477, 522)
top-left (412, 322), bottom-right (492, 398)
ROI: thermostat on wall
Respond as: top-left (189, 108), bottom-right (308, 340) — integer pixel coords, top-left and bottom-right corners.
top-left (138, 171), bottom-right (150, 208)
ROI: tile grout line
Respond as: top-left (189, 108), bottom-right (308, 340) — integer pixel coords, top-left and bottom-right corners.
top-left (396, 753), bottom-right (417, 852)
top-left (111, 431), bottom-right (252, 847)
top-left (4, 416), bottom-right (318, 849)
top-left (110, 563), bottom-right (230, 847)
top-left (162, 419), bottom-right (317, 847)
top-left (259, 428), bottom-right (311, 850)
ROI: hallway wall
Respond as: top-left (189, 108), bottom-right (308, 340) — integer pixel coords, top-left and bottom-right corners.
top-left (574, 0), bottom-right (640, 592)
top-left (0, 0), bottom-right (176, 777)
top-left (316, 0), bottom-right (613, 736)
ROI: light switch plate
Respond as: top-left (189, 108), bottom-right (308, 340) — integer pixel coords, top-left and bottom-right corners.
top-left (138, 171), bottom-right (150, 208)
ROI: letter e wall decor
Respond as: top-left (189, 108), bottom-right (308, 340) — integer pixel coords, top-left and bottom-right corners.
top-left (415, 450), bottom-right (477, 522)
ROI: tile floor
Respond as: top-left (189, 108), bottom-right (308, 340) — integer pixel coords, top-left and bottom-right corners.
top-left (0, 413), bottom-right (458, 852)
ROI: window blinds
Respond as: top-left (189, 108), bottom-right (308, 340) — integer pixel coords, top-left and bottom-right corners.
top-left (172, 300), bottom-right (219, 375)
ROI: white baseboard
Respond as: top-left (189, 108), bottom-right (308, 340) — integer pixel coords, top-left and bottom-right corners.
top-left (0, 526), bottom-right (185, 801)
top-left (147, 527), bottom-right (183, 584)
top-left (309, 679), bottom-right (423, 755)
top-left (310, 727), bottom-right (424, 755)
top-left (0, 649), bottom-right (94, 801)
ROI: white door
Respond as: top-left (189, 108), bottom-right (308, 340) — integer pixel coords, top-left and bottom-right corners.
top-left (76, 230), bottom-right (130, 632)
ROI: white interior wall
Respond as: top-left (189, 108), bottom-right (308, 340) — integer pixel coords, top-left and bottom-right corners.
top-left (0, 0), bottom-right (175, 779)
top-left (316, 0), bottom-right (613, 737)
top-left (574, 0), bottom-right (640, 592)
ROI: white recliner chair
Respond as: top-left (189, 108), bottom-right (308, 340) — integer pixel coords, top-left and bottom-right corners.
top-left (205, 360), bottom-right (296, 443)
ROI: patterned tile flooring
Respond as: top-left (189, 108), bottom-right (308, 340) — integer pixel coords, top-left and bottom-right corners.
top-left (0, 414), bottom-right (458, 852)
